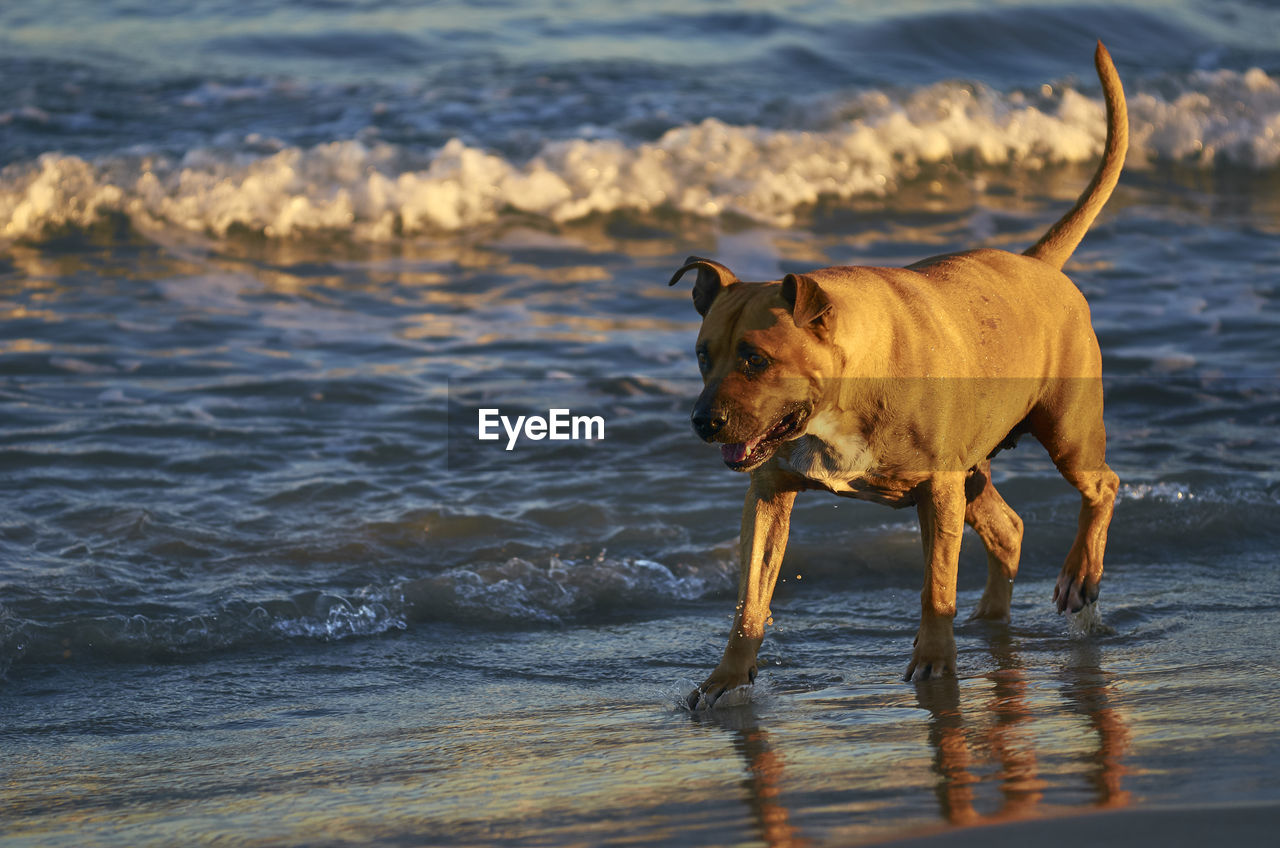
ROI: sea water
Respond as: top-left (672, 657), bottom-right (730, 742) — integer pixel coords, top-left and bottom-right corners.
top-left (3, 1), bottom-right (1280, 845)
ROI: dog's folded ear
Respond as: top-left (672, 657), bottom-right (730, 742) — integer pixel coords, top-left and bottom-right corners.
top-left (781, 273), bottom-right (833, 329)
top-left (668, 256), bottom-right (738, 316)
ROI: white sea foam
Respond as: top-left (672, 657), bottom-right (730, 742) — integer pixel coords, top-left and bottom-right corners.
top-left (271, 596), bottom-right (408, 641)
top-left (1118, 481), bottom-right (1280, 506)
top-left (5, 70), bottom-right (1280, 241)
top-left (1117, 482), bottom-right (1197, 503)
top-left (400, 554), bottom-right (730, 625)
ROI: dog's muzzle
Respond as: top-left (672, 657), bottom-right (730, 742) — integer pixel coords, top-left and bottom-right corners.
top-left (691, 403), bottom-right (812, 471)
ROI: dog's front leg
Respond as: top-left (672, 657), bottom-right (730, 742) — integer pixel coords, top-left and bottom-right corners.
top-left (906, 472), bottom-right (967, 682)
top-left (689, 471), bottom-right (798, 709)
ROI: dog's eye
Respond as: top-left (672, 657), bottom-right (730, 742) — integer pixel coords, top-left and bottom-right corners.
top-left (696, 349), bottom-right (710, 372)
top-left (744, 353), bottom-right (769, 371)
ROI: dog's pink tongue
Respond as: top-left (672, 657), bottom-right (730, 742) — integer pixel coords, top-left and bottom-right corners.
top-left (721, 442), bottom-right (752, 464)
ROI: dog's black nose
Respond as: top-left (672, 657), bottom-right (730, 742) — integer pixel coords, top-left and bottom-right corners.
top-left (691, 411), bottom-right (726, 441)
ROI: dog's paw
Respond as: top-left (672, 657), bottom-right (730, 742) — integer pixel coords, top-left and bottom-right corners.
top-left (969, 572), bottom-right (1014, 622)
top-left (904, 624), bottom-right (956, 682)
top-left (904, 653), bottom-right (955, 682)
top-left (968, 590), bottom-right (1012, 623)
top-left (686, 665), bottom-right (757, 710)
top-left (1054, 571), bottom-right (1100, 614)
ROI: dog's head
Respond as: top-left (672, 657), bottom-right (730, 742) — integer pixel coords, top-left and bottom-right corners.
top-left (669, 256), bottom-right (837, 472)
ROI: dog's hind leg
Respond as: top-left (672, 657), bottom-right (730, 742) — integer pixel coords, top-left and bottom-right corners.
top-left (964, 461), bottom-right (1024, 622)
top-left (1030, 381), bottom-right (1120, 614)
top-left (1052, 464), bottom-right (1118, 613)
top-left (688, 470), bottom-right (799, 709)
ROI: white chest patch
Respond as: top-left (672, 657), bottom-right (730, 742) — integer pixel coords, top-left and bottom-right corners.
top-left (780, 410), bottom-right (876, 492)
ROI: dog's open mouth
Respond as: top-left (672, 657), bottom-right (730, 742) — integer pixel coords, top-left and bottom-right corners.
top-left (720, 408), bottom-right (808, 471)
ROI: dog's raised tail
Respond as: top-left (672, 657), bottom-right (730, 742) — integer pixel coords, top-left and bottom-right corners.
top-left (1023, 41), bottom-right (1128, 271)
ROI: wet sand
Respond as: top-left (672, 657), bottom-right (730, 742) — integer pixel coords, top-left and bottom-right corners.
top-left (875, 803), bottom-right (1280, 847)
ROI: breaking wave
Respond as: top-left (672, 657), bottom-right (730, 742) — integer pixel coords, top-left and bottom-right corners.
top-left (0, 553), bottom-right (731, 673)
top-left (6, 68), bottom-right (1280, 241)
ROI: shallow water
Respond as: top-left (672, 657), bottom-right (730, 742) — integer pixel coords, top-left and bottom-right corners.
top-left (3, 1), bottom-right (1280, 845)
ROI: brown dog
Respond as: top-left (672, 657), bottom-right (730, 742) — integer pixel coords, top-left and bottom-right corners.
top-left (672, 43), bottom-right (1127, 708)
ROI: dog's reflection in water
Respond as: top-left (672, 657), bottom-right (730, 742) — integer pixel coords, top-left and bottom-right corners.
top-left (689, 707), bottom-right (810, 848)
top-left (689, 637), bottom-right (1130, 846)
top-left (916, 633), bottom-right (1130, 826)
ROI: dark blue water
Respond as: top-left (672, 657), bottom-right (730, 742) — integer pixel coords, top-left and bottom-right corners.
top-left (3, 1), bottom-right (1280, 845)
